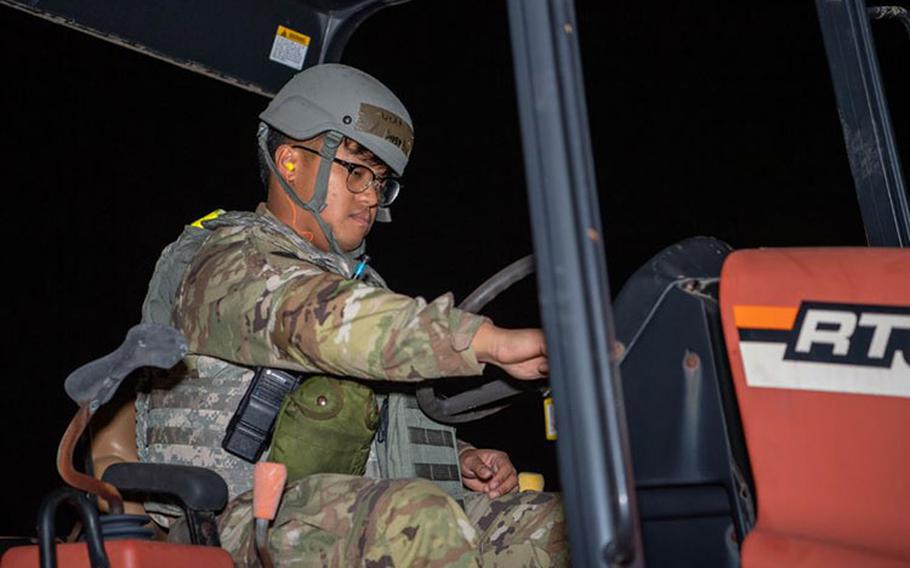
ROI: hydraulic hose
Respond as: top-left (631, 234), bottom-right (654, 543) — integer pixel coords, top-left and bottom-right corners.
top-left (38, 487), bottom-right (110, 568)
top-left (57, 404), bottom-right (124, 515)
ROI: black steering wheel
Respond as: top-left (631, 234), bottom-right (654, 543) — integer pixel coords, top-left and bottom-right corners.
top-left (415, 255), bottom-right (541, 423)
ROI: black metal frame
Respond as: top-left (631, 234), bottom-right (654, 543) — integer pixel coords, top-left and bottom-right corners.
top-left (0, 0), bottom-right (409, 96)
top-left (506, 1), bottom-right (642, 566)
top-left (816, 0), bottom-right (910, 246)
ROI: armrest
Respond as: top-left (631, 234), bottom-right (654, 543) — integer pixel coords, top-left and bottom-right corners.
top-left (102, 462), bottom-right (228, 513)
top-left (102, 463), bottom-right (228, 546)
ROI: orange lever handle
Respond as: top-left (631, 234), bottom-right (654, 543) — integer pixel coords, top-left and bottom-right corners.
top-left (253, 462), bottom-right (287, 521)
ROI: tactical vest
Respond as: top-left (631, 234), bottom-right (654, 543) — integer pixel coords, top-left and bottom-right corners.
top-left (136, 209), bottom-right (466, 506)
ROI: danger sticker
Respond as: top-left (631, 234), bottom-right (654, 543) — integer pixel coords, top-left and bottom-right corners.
top-left (269, 25), bottom-right (311, 70)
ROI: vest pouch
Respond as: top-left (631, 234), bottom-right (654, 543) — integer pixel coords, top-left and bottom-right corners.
top-left (268, 376), bottom-right (379, 481)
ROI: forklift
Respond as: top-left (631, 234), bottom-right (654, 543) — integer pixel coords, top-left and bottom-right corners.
top-left (0, 0), bottom-right (908, 566)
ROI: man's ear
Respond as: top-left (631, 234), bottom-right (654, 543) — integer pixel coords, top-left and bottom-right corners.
top-left (274, 145), bottom-right (298, 182)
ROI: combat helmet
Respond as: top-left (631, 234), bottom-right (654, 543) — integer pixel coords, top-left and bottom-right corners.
top-left (258, 63), bottom-right (414, 259)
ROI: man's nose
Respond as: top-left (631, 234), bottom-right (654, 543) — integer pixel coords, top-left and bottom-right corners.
top-left (356, 184), bottom-right (379, 206)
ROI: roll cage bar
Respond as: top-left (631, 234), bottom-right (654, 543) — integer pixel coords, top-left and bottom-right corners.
top-left (817, 0), bottom-right (910, 246)
top-left (3, 0), bottom-right (907, 565)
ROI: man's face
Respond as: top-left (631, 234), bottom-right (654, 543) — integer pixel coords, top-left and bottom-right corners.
top-left (274, 137), bottom-right (388, 252)
top-left (314, 140), bottom-right (385, 252)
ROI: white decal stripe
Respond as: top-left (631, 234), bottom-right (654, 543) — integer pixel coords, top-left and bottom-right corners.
top-left (740, 342), bottom-right (910, 399)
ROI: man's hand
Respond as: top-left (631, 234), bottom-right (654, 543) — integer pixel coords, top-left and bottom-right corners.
top-left (471, 323), bottom-right (548, 380)
top-left (460, 448), bottom-right (519, 499)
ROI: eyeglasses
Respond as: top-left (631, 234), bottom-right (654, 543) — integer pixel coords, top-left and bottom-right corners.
top-left (291, 145), bottom-right (401, 207)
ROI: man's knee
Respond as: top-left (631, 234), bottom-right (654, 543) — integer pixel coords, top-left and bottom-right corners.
top-left (362, 478), bottom-right (479, 567)
top-left (375, 478), bottom-right (473, 537)
top-left (471, 491), bottom-right (569, 567)
top-left (383, 478), bottom-right (454, 504)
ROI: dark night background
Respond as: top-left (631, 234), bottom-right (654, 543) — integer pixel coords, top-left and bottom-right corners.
top-left (1, 0), bottom-right (907, 537)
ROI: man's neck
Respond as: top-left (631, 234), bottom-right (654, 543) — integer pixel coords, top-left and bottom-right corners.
top-left (264, 195), bottom-right (323, 248)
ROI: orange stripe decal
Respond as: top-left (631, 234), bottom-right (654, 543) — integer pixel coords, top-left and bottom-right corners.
top-left (733, 305), bottom-right (798, 330)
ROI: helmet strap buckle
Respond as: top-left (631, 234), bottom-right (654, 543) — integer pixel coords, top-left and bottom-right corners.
top-left (311, 131), bottom-right (344, 213)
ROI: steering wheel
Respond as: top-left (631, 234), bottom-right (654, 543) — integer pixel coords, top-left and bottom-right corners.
top-left (415, 255), bottom-right (541, 423)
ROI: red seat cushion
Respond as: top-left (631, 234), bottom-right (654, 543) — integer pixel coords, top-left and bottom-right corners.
top-left (719, 248), bottom-right (910, 566)
top-left (743, 530), bottom-right (910, 568)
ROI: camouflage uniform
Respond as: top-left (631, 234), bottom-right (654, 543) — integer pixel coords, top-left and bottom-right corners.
top-left (217, 475), bottom-right (567, 567)
top-left (137, 205), bottom-right (567, 566)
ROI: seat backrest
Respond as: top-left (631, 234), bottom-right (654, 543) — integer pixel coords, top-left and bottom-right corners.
top-left (719, 248), bottom-right (910, 566)
top-left (615, 237), bottom-right (754, 567)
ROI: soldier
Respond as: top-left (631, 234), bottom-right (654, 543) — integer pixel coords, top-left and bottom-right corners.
top-left (122, 63), bottom-right (567, 566)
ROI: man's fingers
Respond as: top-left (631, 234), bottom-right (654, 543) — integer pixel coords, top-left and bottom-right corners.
top-left (463, 478), bottom-right (487, 493)
top-left (503, 355), bottom-right (550, 380)
top-left (487, 461), bottom-right (514, 491)
top-left (460, 455), bottom-right (478, 479)
top-left (485, 453), bottom-right (517, 498)
top-left (490, 472), bottom-right (519, 498)
top-left (529, 355), bottom-right (549, 377)
top-left (462, 449), bottom-right (521, 498)
top-left (481, 327), bottom-right (551, 380)
top-left (496, 329), bottom-right (547, 364)
top-left (489, 470), bottom-right (518, 498)
top-left (476, 465), bottom-right (494, 480)
top-left (462, 454), bottom-right (494, 480)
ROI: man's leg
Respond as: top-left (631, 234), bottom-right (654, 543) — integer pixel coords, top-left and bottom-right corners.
top-left (219, 473), bottom-right (480, 567)
top-left (465, 491), bottom-right (569, 567)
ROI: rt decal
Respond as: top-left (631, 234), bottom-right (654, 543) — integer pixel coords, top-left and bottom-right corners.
top-left (733, 302), bottom-right (910, 398)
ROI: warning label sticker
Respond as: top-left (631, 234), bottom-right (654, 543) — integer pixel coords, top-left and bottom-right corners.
top-left (269, 25), bottom-right (311, 70)
top-left (544, 397), bottom-right (557, 440)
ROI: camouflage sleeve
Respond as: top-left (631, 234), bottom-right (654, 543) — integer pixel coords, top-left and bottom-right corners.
top-left (456, 438), bottom-right (476, 457)
top-left (174, 231), bottom-right (488, 381)
top-left (273, 270), bottom-right (488, 380)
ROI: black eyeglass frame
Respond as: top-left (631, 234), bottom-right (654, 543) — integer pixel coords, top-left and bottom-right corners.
top-left (290, 144), bottom-right (401, 207)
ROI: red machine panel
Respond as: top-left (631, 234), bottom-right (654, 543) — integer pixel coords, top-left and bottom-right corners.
top-left (720, 248), bottom-right (910, 567)
top-left (1, 539), bottom-right (233, 568)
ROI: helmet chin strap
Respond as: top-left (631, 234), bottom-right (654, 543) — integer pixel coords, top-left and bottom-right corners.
top-left (258, 125), bottom-right (366, 265)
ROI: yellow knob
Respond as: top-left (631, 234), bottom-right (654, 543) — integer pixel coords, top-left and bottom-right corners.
top-left (518, 472), bottom-right (545, 492)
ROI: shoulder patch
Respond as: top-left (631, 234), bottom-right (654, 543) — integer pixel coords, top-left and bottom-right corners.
top-left (191, 209), bottom-right (226, 229)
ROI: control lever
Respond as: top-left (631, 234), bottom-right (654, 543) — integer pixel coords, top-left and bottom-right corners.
top-left (252, 462), bottom-right (288, 568)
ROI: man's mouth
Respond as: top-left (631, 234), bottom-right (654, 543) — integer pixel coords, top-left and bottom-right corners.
top-left (349, 210), bottom-right (372, 227)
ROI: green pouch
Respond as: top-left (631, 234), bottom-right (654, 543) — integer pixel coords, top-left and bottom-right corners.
top-left (268, 376), bottom-right (379, 482)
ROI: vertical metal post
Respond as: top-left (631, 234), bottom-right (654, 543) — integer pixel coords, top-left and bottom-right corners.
top-left (816, 0), bottom-right (910, 247)
top-left (506, 1), bottom-right (643, 566)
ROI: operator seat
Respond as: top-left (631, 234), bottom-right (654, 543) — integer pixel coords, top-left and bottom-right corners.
top-left (614, 237), bottom-right (754, 568)
top-left (719, 248), bottom-right (910, 567)
top-left (0, 325), bottom-right (233, 568)
top-left (90, 383), bottom-right (228, 546)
